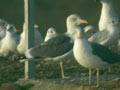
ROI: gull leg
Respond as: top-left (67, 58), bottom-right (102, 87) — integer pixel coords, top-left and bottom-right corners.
top-left (59, 62), bottom-right (69, 79)
top-left (96, 68), bottom-right (100, 87)
top-left (108, 67), bottom-right (111, 72)
top-left (89, 68), bottom-right (92, 85)
top-left (59, 62), bottom-right (65, 79)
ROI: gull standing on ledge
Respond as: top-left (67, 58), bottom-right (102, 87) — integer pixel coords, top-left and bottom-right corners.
top-left (44, 27), bottom-right (58, 42)
top-left (73, 27), bottom-right (120, 87)
top-left (25, 14), bottom-right (88, 79)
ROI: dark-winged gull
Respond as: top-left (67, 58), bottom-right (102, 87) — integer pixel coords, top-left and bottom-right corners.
top-left (17, 23), bottom-right (43, 55)
top-left (44, 27), bottom-right (58, 42)
top-left (89, 19), bottom-right (120, 47)
top-left (95, 0), bottom-right (119, 31)
top-left (73, 26), bottom-right (120, 87)
top-left (0, 24), bottom-right (19, 61)
top-left (25, 14), bottom-right (88, 79)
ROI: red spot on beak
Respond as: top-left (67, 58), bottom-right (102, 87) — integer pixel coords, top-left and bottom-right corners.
top-left (15, 29), bottom-right (20, 32)
top-left (117, 22), bottom-right (120, 24)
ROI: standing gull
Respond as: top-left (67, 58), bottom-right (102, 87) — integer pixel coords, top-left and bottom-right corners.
top-left (89, 19), bottom-right (120, 47)
top-left (25, 14), bottom-right (88, 79)
top-left (44, 27), bottom-right (58, 42)
top-left (0, 24), bottom-right (19, 60)
top-left (73, 27), bottom-right (120, 87)
top-left (17, 23), bottom-right (43, 55)
top-left (96, 0), bottom-right (119, 31)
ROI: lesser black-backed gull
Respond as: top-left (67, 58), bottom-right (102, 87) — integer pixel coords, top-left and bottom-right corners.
top-left (25, 14), bottom-right (88, 79)
top-left (73, 26), bottom-right (120, 87)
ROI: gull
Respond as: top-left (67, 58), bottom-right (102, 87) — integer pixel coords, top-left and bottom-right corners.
top-left (96, 0), bottom-right (119, 31)
top-left (44, 27), bottom-right (58, 42)
top-left (25, 14), bottom-right (88, 79)
top-left (0, 24), bottom-right (19, 61)
top-left (17, 23), bottom-right (43, 55)
top-left (89, 19), bottom-right (120, 47)
top-left (73, 26), bottom-right (120, 87)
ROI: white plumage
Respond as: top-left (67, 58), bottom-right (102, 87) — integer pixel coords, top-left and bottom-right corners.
top-left (74, 28), bottom-right (108, 69)
top-left (25, 14), bottom-right (88, 79)
top-left (89, 19), bottom-right (120, 46)
top-left (44, 27), bottom-right (58, 42)
top-left (17, 23), bottom-right (43, 55)
top-left (73, 26), bottom-right (120, 87)
top-left (98, 0), bottom-right (119, 31)
top-left (0, 24), bottom-right (19, 57)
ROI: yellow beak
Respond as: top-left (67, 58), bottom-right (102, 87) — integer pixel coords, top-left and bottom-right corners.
top-left (81, 20), bottom-right (88, 24)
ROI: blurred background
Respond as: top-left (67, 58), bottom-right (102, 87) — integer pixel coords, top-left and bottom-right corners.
top-left (0, 0), bottom-right (120, 36)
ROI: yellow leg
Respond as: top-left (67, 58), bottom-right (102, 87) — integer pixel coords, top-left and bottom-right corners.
top-left (59, 62), bottom-right (70, 79)
top-left (89, 68), bottom-right (92, 85)
top-left (59, 62), bottom-right (65, 79)
top-left (96, 68), bottom-right (100, 87)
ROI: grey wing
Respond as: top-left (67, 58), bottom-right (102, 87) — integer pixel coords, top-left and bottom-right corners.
top-left (27, 34), bottom-right (73, 58)
top-left (91, 43), bottom-right (120, 64)
top-left (88, 30), bottom-right (109, 43)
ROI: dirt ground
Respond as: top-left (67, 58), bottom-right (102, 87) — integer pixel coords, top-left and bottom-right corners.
top-left (0, 58), bottom-right (120, 90)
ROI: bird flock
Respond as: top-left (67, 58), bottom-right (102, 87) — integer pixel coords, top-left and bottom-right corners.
top-left (0, 0), bottom-right (120, 87)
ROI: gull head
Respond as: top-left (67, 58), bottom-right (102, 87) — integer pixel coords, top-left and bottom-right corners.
top-left (47, 28), bottom-right (57, 36)
top-left (74, 27), bottom-right (85, 39)
top-left (44, 27), bottom-right (58, 42)
top-left (67, 14), bottom-right (88, 28)
top-left (108, 19), bottom-right (120, 26)
top-left (6, 24), bottom-right (16, 33)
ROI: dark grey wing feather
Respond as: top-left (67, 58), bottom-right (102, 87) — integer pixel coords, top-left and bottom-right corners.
top-left (28, 34), bottom-right (73, 58)
top-left (91, 43), bottom-right (120, 64)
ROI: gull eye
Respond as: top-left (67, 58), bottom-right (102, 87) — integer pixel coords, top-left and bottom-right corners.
top-left (112, 20), bottom-right (115, 23)
top-left (49, 30), bottom-right (52, 33)
top-left (72, 18), bottom-right (77, 22)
